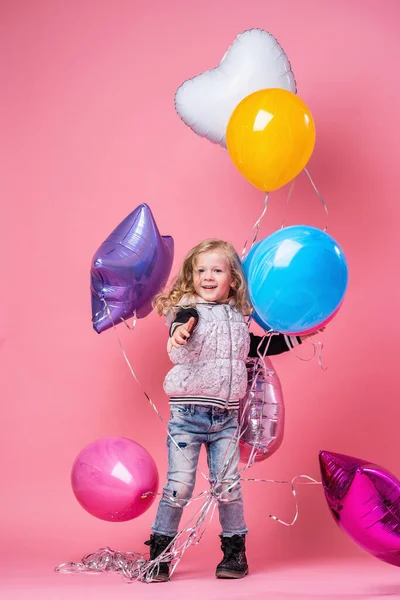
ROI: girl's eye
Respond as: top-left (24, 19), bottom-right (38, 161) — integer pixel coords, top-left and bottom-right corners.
top-left (198, 269), bottom-right (204, 273)
top-left (215, 269), bottom-right (222, 273)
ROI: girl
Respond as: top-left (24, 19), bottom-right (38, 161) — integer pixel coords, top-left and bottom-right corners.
top-left (145, 239), bottom-right (317, 581)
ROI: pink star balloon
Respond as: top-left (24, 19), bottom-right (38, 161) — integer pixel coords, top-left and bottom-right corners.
top-left (319, 450), bottom-right (400, 566)
top-left (239, 357), bottom-right (284, 463)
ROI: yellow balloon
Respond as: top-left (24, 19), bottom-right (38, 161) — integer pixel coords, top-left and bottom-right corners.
top-left (226, 89), bottom-right (316, 192)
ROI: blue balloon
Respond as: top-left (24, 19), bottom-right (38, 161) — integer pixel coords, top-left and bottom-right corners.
top-left (250, 311), bottom-right (273, 333)
top-left (242, 246), bottom-right (272, 332)
top-left (245, 226), bottom-right (348, 334)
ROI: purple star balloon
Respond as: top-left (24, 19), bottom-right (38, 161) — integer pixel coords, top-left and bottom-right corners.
top-left (319, 450), bottom-right (400, 567)
top-left (91, 204), bottom-right (174, 333)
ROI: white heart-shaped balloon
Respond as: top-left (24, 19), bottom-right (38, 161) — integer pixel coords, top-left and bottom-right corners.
top-left (175, 29), bottom-right (296, 148)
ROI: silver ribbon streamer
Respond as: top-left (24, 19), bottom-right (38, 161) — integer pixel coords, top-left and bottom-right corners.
top-left (242, 475), bottom-right (321, 526)
top-left (280, 179), bottom-right (296, 230)
top-left (295, 338), bottom-right (327, 371)
top-left (57, 191), bottom-right (328, 580)
top-left (303, 167), bottom-right (329, 232)
top-left (101, 298), bottom-right (210, 482)
top-left (241, 167), bottom-right (329, 262)
top-left (241, 192), bottom-right (269, 260)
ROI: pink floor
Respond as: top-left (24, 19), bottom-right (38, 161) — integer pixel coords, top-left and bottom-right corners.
top-left (3, 558), bottom-right (400, 600)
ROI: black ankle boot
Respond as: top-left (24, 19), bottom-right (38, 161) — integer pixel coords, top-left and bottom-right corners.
top-left (215, 534), bottom-right (249, 579)
top-left (144, 533), bottom-right (175, 582)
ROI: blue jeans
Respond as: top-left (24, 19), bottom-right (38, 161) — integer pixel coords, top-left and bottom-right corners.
top-left (152, 405), bottom-right (248, 537)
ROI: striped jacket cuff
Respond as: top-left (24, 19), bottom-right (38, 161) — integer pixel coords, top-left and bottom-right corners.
top-left (284, 335), bottom-right (302, 349)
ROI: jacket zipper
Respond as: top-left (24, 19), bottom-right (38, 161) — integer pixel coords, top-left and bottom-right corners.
top-left (224, 304), bottom-right (233, 408)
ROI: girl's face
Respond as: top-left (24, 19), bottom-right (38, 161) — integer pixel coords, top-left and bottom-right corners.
top-left (193, 250), bottom-right (234, 303)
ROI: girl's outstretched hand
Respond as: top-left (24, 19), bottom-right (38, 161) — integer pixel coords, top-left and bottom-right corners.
top-left (169, 317), bottom-right (197, 349)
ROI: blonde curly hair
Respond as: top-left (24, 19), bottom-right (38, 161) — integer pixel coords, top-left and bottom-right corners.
top-left (153, 239), bottom-right (252, 317)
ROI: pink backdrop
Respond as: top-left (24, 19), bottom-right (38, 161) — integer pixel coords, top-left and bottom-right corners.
top-left (2, 0), bottom-right (400, 577)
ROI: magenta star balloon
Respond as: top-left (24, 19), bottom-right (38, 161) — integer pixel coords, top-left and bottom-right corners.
top-left (319, 451), bottom-right (400, 566)
top-left (91, 204), bottom-right (174, 333)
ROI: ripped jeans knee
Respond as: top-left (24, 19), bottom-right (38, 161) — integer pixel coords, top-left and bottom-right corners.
top-left (162, 479), bottom-right (195, 508)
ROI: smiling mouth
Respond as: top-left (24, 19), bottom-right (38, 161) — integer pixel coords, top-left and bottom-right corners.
top-left (202, 285), bottom-right (217, 290)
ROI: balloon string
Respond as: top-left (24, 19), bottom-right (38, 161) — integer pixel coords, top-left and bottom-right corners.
top-left (243, 475), bottom-right (321, 526)
top-left (314, 340), bottom-right (326, 370)
top-left (303, 168), bottom-right (329, 232)
top-left (62, 305), bottom-right (322, 581)
top-left (100, 295), bottom-right (256, 519)
top-left (280, 171), bottom-right (328, 232)
top-left (280, 179), bottom-right (296, 229)
top-left (120, 313), bottom-right (137, 330)
top-left (56, 340), bottom-right (322, 578)
top-left (241, 169), bottom-right (328, 262)
top-left (91, 303), bottom-right (136, 331)
top-left (241, 192), bottom-right (269, 260)
top-left (55, 475), bottom-right (322, 580)
top-left (101, 298), bottom-right (210, 483)
top-left (293, 337), bottom-right (327, 371)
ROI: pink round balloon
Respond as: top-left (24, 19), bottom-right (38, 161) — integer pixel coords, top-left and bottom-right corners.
top-left (71, 437), bottom-right (159, 522)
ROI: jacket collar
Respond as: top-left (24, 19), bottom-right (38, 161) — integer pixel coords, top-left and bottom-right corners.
top-left (177, 293), bottom-right (236, 308)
